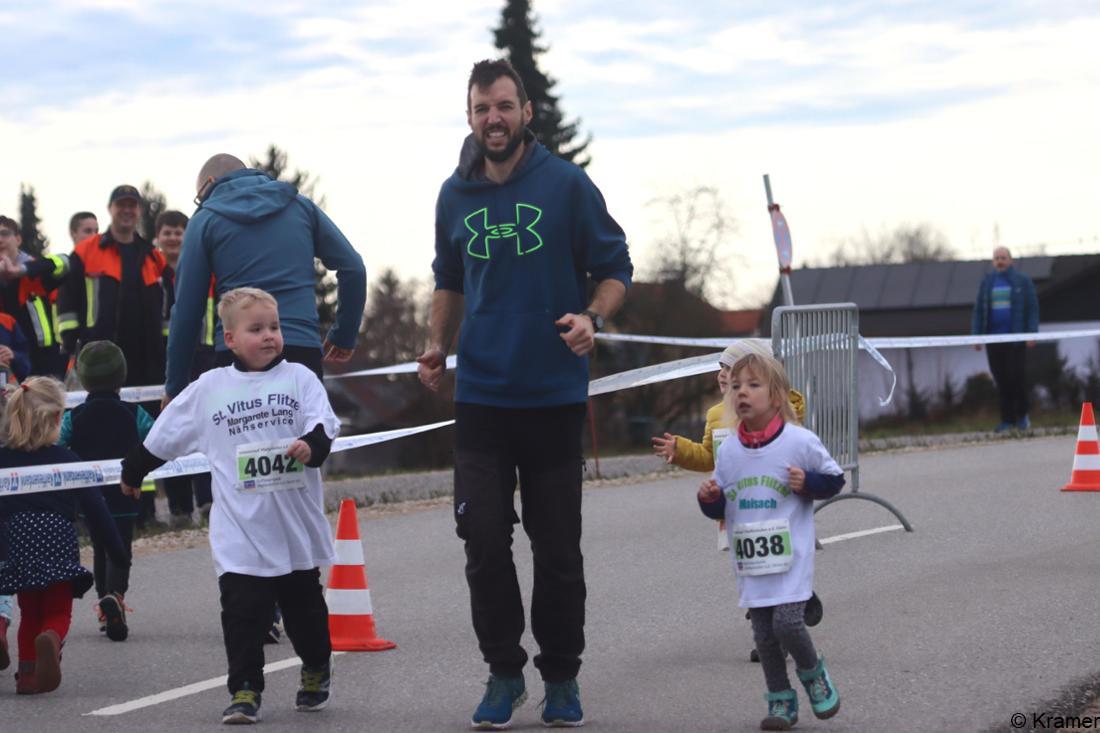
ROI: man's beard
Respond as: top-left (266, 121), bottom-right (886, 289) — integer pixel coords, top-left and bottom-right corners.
top-left (477, 124), bottom-right (525, 163)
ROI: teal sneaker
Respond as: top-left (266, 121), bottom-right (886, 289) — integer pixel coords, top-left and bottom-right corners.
top-left (797, 656), bottom-right (840, 719)
top-left (994, 422), bottom-right (1013, 433)
top-left (761, 689), bottom-right (799, 730)
top-left (472, 674), bottom-right (526, 730)
top-left (222, 687), bottom-right (261, 724)
top-left (540, 678), bottom-right (584, 728)
top-left (1017, 415), bottom-right (1031, 431)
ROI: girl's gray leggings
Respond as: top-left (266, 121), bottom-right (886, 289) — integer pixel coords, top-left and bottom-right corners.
top-left (749, 601), bottom-right (819, 692)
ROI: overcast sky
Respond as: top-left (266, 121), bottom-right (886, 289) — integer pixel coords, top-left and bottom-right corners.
top-left (2, 0), bottom-right (1097, 308)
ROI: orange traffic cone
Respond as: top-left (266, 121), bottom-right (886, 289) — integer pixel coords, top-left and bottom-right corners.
top-left (325, 499), bottom-right (396, 651)
top-left (1062, 403), bottom-right (1100, 492)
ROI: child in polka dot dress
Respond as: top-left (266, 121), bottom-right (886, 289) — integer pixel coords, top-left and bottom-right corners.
top-left (0, 377), bottom-right (129, 694)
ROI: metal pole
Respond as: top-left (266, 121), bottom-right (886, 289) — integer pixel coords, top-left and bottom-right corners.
top-left (763, 174), bottom-right (794, 307)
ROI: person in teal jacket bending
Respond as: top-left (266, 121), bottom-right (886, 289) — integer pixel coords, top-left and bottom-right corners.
top-left (165, 156), bottom-right (366, 399)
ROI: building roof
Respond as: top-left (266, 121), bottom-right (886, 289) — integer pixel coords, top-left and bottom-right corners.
top-left (775, 256), bottom-right (1065, 311)
top-left (763, 253), bottom-right (1100, 337)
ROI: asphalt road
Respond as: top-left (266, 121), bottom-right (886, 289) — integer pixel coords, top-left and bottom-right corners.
top-left (3, 435), bottom-right (1097, 732)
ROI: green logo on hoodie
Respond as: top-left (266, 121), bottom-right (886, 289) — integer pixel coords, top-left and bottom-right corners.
top-left (464, 203), bottom-right (543, 259)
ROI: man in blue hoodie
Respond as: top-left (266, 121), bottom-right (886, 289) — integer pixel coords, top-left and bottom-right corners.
top-left (165, 154), bottom-right (365, 398)
top-left (417, 59), bottom-right (632, 729)
top-left (972, 246), bottom-right (1039, 432)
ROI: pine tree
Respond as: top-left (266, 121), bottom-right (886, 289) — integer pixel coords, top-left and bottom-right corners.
top-left (138, 180), bottom-right (168, 241)
top-left (248, 145), bottom-right (338, 334)
top-left (18, 184), bottom-right (49, 258)
top-left (494, 0), bottom-right (591, 167)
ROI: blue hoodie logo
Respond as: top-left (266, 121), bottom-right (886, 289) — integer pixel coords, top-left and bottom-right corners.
top-left (464, 203), bottom-right (543, 259)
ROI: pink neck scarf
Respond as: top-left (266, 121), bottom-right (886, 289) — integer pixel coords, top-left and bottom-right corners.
top-left (738, 412), bottom-right (784, 448)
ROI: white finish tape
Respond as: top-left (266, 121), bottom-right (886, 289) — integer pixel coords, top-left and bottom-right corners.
top-left (0, 421), bottom-right (455, 498)
top-left (596, 328), bottom-right (1100, 350)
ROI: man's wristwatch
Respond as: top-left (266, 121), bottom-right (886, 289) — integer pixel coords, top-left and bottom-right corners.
top-left (581, 309), bottom-right (604, 333)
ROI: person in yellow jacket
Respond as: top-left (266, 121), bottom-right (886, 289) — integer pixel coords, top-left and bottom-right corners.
top-left (652, 339), bottom-right (805, 478)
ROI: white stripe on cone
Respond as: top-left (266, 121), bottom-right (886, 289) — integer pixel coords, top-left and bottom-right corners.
top-left (1072, 454), bottom-right (1100, 471)
top-left (334, 539), bottom-right (365, 566)
top-left (325, 588), bottom-right (374, 616)
top-left (1078, 425), bottom-right (1098, 441)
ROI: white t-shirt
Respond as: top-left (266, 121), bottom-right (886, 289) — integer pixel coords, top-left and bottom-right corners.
top-left (145, 360), bottom-right (340, 577)
top-left (713, 424), bottom-right (842, 608)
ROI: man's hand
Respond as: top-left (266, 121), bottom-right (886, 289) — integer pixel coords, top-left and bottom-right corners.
top-left (1026, 340), bottom-right (1036, 348)
top-left (788, 466), bottom-right (806, 495)
top-left (652, 432), bottom-right (677, 463)
top-left (0, 345), bottom-right (12, 368)
top-left (286, 439), bottom-right (312, 465)
top-left (416, 347), bottom-right (447, 391)
top-left (698, 478), bottom-right (722, 503)
top-left (120, 481), bottom-right (141, 499)
top-left (974, 344), bottom-right (983, 352)
top-left (160, 394), bottom-right (173, 411)
top-left (323, 340), bottom-right (354, 363)
top-left (555, 313), bottom-right (596, 356)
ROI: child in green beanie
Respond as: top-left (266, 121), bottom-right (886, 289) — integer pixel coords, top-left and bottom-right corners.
top-left (58, 340), bottom-right (153, 642)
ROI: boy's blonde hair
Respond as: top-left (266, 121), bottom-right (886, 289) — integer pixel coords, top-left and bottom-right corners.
top-left (723, 353), bottom-right (800, 427)
top-left (4, 377), bottom-right (66, 451)
top-left (217, 287), bottom-right (278, 330)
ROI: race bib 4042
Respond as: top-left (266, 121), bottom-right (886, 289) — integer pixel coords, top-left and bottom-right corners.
top-left (236, 440), bottom-right (306, 494)
top-left (731, 519), bottom-right (793, 576)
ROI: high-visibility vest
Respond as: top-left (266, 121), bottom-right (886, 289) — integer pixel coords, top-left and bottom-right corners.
top-left (57, 234), bottom-right (167, 341)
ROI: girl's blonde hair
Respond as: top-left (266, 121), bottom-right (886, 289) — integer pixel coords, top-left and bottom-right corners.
top-left (722, 353), bottom-right (800, 427)
top-left (4, 377), bottom-right (66, 451)
top-left (217, 287), bottom-right (278, 330)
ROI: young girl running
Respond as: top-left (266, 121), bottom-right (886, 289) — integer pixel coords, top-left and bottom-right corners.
top-left (0, 377), bottom-right (129, 694)
top-left (652, 339), bottom-right (806, 547)
top-left (697, 353), bottom-right (844, 730)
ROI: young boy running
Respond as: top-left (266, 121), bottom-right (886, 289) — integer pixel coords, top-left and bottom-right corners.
top-left (121, 287), bottom-right (339, 724)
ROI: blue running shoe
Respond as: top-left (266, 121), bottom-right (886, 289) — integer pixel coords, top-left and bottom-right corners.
top-left (472, 675), bottom-right (526, 729)
top-left (797, 655), bottom-right (840, 719)
top-left (540, 678), bottom-right (584, 728)
top-left (993, 422), bottom-right (1013, 433)
top-left (761, 689), bottom-right (799, 730)
top-left (1017, 415), bottom-right (1031, 430)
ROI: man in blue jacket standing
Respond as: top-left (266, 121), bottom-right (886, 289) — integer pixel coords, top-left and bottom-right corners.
top-left (165, 154), bottom-right (365, 398)
top-left (972, 246), bottom-right (1039, 432)
top-left (417, 59), bottom-right (632, 729)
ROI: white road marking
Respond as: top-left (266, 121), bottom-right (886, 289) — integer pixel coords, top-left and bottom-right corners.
top-left (819, 524), bottom-right (905, 545)
top-left (84, 652), bottom-right (347, 716)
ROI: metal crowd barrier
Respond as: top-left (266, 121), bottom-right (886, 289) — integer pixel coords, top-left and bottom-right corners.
top-left (771, 303), bottom-right (913, 531)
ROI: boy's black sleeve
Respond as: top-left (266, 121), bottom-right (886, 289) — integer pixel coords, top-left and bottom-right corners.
top-left (698, 491), bottom-right (727, 520)
top-left (802, 472), bottom-right (846, 500)
top-left (299, 423), bottom-right (333, 468)
top-left (121, 444), bottom-right (168, 489)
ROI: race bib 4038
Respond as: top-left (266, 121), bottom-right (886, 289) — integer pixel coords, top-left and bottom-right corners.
top-left (731, 519), bottom-right (793, 576)
top-left (236, 440), bottom-right (306, 494)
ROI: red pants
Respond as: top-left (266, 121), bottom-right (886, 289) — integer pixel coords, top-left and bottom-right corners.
top-left (17, 581), bottom-right (72, 662)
